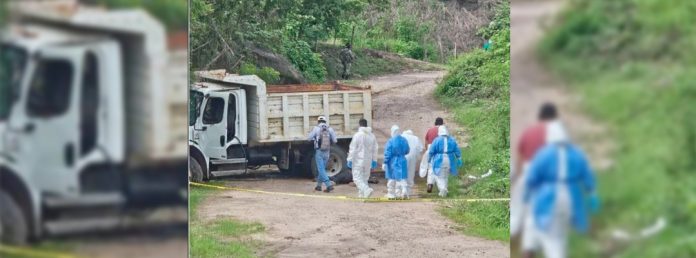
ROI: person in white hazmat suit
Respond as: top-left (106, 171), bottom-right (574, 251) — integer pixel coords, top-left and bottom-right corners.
top-left (346, 118), bottom-right (379, 198)
top-left (401, 130), bottom-right (423, 197)
top-left (427, 126), bottom-right (462, 197)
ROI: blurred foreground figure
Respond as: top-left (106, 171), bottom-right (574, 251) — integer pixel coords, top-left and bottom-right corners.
top-left (512, 103), bottom-right (558, 237)
top-left (523, 121), bottom-right (600, 258)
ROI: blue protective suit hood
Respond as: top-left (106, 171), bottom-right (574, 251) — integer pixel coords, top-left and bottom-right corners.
top-left (384, 125), bottom-right (409, 180)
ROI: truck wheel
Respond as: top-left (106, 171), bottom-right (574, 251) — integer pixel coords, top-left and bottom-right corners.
top-left (189, 156), bottom-right (204, 183)
top-left (0, 190), bottom-right (29, 245)
top-left (310, 145), bottom-right (350, 179)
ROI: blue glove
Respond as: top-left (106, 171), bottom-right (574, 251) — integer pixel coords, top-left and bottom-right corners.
top-left (457, 158), bottom-right (463, 168)
top-left (371, 161), bottom-right (378, 169)
top-left (588, 194), bottom-right (601, 214)
top-left (347, 161), bottom-right (352, 169)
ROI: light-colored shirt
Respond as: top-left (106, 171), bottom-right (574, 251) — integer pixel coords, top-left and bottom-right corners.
top-left (307, 123), bottom-right (337, 150)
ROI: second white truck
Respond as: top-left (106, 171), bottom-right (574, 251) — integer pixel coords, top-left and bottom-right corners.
top-left (189, 70), bottom-right (373, 181)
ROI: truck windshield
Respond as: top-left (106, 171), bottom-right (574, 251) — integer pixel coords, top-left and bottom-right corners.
top-left (189, 90), bottom-right (204, 126)
top-left (0, 44), bottom-right (28, 121)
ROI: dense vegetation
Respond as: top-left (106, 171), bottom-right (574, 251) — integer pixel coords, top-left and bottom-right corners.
top-left (435, 1), bottom-right (510, 241)
top-left (190, 0), bottom-right (498, 83)
top-left (540, 0), bottom-right (696, 257)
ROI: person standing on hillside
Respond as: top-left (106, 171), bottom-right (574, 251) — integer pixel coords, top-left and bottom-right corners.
top-left (347, 118), bottom-right (379, 198)
top-left (339, 43), bottom-right (356, 79)
top-left (383, 125), bottom-right (410, 199)
top-left (401, 130), bottom-right (423, 198)
top-left (423, 117), bottom-right (444, 193)
top-left (307, 116), bottom-right (337, 193)
top-left (428, 126), bottom-right (462, 197)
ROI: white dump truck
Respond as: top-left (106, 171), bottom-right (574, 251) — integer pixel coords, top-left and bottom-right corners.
top-left (189, 70), bottom-right (373, 181)
top-left (0, 3), bottom-right (187, 244)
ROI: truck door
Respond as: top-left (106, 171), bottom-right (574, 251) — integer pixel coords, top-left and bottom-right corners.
top-left (199, 92), bottom-right (228, 159)
top-left (19, 46), bottom-right (83, 194)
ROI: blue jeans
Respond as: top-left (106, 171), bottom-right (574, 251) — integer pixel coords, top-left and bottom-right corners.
top-left (315, 150), bottom-right (331, 188)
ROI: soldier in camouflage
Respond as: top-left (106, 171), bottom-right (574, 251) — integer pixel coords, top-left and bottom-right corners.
top-left (339, 43), bottom-right (356, 79)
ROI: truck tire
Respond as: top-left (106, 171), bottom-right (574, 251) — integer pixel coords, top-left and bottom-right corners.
top-left (310, 145), bottom-right (350, 179)
top-left (189, 156), bottom-right (204, 183)
top-left (0, 190), bottom-right (29, 245)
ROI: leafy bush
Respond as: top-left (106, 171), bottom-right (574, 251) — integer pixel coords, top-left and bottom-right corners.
top-left (283, 41), bottom-right (327, 83)
top-left (239, 62), bottom-right (281, 84)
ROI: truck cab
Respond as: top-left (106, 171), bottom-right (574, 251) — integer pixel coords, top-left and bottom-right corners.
top-left (189, 84), bottom-right (249, 178)
top-left (1, 4), bottom-right (187, 244)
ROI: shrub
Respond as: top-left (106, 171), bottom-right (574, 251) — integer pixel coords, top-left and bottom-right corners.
top-left (238, 62), bottom-right (281, 84)
top-left (283, 40), bottom-right (327, 83)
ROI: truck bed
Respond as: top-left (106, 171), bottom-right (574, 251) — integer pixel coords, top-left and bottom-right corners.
top-left (196, 71), bottom-right (373, 145)
top-left (261, 83), bottom-right (371, 143)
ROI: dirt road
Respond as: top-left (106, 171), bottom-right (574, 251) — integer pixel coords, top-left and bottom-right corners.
top-left (511, 0), bottom-right (612, 170)
top-left (198, 71), bottom-right (509, 257)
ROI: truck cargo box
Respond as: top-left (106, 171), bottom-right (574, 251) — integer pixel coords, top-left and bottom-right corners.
top-left (196, 71), bottom-right (372, 145)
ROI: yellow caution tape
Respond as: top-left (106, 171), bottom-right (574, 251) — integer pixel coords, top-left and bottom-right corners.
top-left (189, 182), bottom-right (509, 203)
top-left (0, 245), bottom-right (80, 258)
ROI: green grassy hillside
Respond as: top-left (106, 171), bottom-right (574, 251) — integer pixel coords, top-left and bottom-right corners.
top-left (540, 0), bottom-right (696, 256)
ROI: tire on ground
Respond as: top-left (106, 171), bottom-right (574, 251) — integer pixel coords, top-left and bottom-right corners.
top-left (310, 145), bottom-right (351, 181)
top-left (0, 190), bottom-right (29, 245)
top-left (189, 156), bottom-right (204, 183)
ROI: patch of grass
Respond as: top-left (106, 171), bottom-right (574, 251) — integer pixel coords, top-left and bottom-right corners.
top-left (441, 201), bottom-right (510, 242)
top-left (190, 184), bottom-right (267, 258)
top-left (0, 241), bottom-right (76, 258)
top-left (190, 220), bottom-right (265, 258)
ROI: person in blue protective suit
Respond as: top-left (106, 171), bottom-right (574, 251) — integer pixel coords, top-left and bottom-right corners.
top-left (428, 126), bottom-right (462, 197)
top-left (307, 116), bottom-right (337, 192)
top-left (523, 121), bottom-right (599, 258)
top-left (382, 125), bottom-right (410, 198)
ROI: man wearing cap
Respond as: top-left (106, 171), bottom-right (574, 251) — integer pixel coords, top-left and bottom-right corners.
top-left (307, 116), bottom-right (337, 192)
